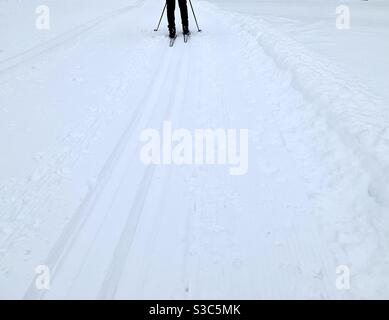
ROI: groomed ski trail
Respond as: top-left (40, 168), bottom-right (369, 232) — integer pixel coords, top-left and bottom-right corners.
top-left (0, 0), bottom-right (369, 299)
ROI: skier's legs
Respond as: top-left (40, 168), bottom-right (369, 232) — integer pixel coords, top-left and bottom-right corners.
top-left (166, 0), bottom-right (176, 29)
top-left (178, 0), bottom-right (189, 27)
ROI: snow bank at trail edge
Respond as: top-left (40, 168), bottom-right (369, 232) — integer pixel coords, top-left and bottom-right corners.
top-left (0, 0), bottom-right (388, 299)
top-left (200, 1), bottom-right (389, 297)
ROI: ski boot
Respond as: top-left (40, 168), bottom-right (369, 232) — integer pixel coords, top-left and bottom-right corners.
top-left (183, 25), bottom-right (190, 36)
top-left (183, 25), bottom-right (190, 43)
top-left (169, 26), bottom-right (176, 39)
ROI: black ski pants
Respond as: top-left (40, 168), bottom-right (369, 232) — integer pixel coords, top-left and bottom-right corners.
top-left (166, 0), bottom-right (189, 29)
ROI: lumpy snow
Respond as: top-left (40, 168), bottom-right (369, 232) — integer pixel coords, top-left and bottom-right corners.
top-left (0, 0), bottom-right (389, 299)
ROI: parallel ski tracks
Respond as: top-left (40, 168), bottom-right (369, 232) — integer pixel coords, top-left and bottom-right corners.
top-left (98, 45), bottom-right (192, 299)
top-left (24, 42), bottom-right (185, 299)
top-left (0, 0), bottom-right (146, 75)
top-left (0, 0), bottom-right (148, 261)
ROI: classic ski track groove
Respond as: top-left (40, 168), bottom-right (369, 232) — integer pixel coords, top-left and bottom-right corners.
top-left (98, 46), bottom-right (191, 299)
top-left (23, 39), bottom-right (172, 299)
top-left (0, 0), bottom-right (146, 74)
top-left (1, 51), bottom-right (146, 257)
top-left (0, 0), bottom-right (151, 259)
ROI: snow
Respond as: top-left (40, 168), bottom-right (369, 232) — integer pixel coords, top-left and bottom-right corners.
top-left (212, 0), bottom-right (389, 102)
top-left (1, 0), bottom-right (389, 299)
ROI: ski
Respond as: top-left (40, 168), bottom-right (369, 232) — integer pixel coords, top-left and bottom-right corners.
top-left (169, 35), bottom-right (177, 47)
top-left (183, 32), bottom-right (190, 43)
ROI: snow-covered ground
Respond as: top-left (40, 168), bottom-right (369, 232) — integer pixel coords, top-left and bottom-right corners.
top-left (212, 0), bottom-right (389, 102)
top-left (0, 0), bottom-right (389, 299)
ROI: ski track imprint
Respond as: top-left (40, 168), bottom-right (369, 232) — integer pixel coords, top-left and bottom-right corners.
top-left (0, 0), bottom-right (371, 299)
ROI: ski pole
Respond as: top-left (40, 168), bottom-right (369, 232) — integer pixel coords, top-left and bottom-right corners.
top-left (188, 0), bottom-right (201, 32)
top-left (154, 2), bottom-right (167, 32)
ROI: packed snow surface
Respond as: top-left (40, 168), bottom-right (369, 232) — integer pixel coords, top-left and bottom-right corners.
top-left (0, 0), bottom-right (389, 299)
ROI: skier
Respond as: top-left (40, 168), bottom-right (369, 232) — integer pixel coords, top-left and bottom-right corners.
top-left (166, 0), bottom-right (190, 39)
